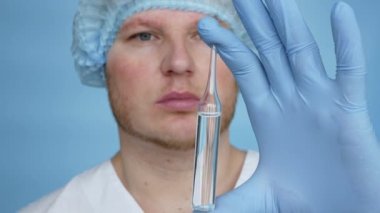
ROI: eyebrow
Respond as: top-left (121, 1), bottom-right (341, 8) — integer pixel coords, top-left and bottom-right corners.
top-left (119, 17), bottom-right (163, 32)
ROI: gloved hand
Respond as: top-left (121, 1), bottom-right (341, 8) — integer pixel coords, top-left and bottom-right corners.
top-left (198, 0), bottom-right (380, 212)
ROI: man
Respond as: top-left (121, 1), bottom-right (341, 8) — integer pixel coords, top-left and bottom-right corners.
top-left (22, 0), bottom-right (380, 212)
top-left (22, 1), bottom-right (258, 212)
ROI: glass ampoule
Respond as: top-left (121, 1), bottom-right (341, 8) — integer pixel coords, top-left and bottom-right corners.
top-left (192, 46), bottom-right (222, 212)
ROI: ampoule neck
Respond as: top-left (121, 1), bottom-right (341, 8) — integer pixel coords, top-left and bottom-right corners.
top-left (198, 46), bottom-right (221, 113)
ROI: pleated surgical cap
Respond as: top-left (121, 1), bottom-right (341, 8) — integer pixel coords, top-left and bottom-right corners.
top-left (72, 0), bottom-right (248, 87)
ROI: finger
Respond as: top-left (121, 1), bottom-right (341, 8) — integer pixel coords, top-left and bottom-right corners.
top-left (263, 0), bottom-right (328, 85)
top-left (214, 175), bottom-right (273, 213)
top-left (198, 17), bottom-right (270, 103)
top-left (214, 173), bottom-right (312, 212)
top-left (233, 0), bottom-right (295, 99)
top-left (332, 2), bottom-right (367, 108)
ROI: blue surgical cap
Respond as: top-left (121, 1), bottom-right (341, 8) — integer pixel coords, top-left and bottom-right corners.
top-left (72, 0), bottom-right (249, 87)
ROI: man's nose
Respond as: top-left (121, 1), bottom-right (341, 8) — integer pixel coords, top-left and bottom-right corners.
top-left (160, 39), bottom-right (195, 76)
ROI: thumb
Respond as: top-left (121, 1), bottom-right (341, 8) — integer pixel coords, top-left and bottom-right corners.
top-left (213, 174), bottom-right (312, 212)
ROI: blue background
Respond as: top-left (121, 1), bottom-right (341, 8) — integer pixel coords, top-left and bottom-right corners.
top-left (1, 0), bottom-right (379, 212)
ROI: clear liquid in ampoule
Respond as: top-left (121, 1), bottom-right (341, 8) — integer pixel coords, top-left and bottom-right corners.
top-left (193, 111), bottom-right (221, 211)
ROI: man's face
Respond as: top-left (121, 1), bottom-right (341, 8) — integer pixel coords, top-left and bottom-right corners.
top-left (106, 9), bottom-right (238, 150)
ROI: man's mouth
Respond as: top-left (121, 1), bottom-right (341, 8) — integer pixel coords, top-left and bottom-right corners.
top-left (156, 91), bottom-right (200, 112)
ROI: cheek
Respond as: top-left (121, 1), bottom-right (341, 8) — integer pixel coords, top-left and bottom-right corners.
top-left (217, 61), bottom-right (237, 100)
top-left (107, 49), bottom-right (161, 127)
top-left (107, 47), bottom-right (159, 99)
top-left (108, 51), bottom-right (144, 84)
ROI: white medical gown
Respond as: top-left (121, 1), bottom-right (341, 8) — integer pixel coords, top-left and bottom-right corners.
top-left (20, 151), bottom-right (259, 213)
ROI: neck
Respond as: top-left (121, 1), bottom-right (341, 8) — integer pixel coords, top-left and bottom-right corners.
top-left (112, 128), bottom-right (246, 213)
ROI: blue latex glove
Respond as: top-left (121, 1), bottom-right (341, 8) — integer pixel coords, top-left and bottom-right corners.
top-left (198, 0), bottom-right (380, 212)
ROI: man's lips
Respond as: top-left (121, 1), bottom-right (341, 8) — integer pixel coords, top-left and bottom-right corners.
top-left (156, 92), bottom-right (200, 111)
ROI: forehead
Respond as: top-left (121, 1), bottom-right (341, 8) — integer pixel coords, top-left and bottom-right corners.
top-left (120, 9), bottom-right (206, 30)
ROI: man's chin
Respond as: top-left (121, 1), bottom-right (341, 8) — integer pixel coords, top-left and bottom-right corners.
top-left (151, 138), bottom-right (195, 151)
top-left (149, 131), bottom-right (196, 151)
top-left (126, 125), bottom-right (196, 151)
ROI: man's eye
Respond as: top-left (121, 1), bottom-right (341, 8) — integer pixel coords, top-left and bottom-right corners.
top-left (133, 32), bottom-right (153, 41)
top-left (192, 31), bottom-right (201, 40)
